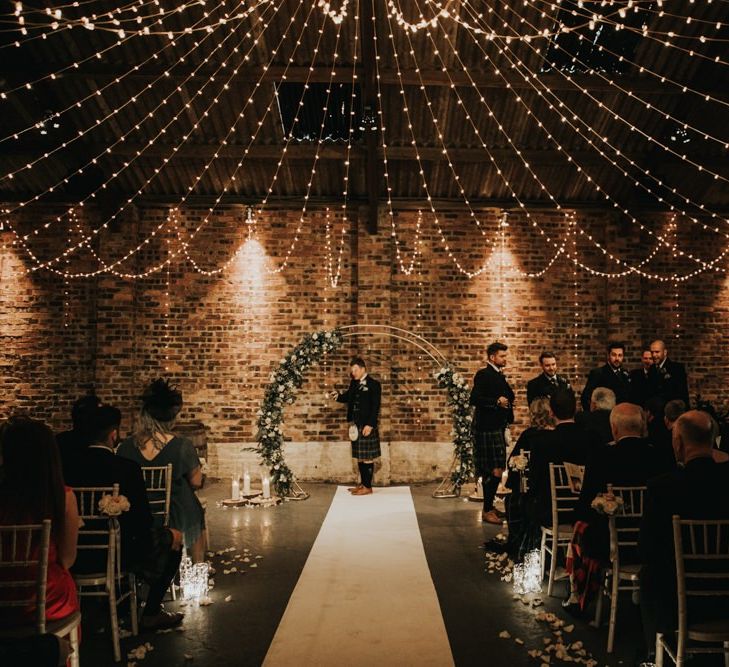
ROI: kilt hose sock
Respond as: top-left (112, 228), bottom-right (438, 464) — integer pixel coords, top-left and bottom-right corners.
top-left (357, 461), bottom-right (375, 488)
top-left (483, 472), bottom-right (500, 512)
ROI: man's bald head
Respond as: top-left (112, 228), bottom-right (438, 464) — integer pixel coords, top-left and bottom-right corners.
top-left (650, 339), bottom-right (668, 365)
top-left (610, 403), bottom-right (646, 441)
top-left (673, 410), bottom-right (714, 464)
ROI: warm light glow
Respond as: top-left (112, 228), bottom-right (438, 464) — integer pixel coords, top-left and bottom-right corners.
top-left (513, 550), bottom-right (542, 595)
top-left (179, 555), bottom-right (210, 601)
top-left (234, 237), bottom-right (268, 290)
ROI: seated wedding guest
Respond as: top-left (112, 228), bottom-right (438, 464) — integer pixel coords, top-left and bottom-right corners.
top-left (695, 402), bottom-right (729, 463)
top-left (629, 348), bottom-right (654, 406)
top-left (664, 398), bottom-right (687, 431)
top-left (645, 395), bottom-right (667, 444)
top-left (706, 416), bottom-right (729, 464)
top-left (565, 403), bottom-right (672, 614)
top-left (528, 389), bottom-right (591, 529)
top-left (56, 392), bottom-right (102, 478)
top-left (66, 406), bottom-right (184, 631)
top-left (639, 411), bottom-right (729, 660)
top-left (0, 417), bottom-right (80, 628)
top-left (485, 397), bottom-right (555, 558)
top-left (117, 379), bottom-right (206, 562)
top-left (575, 386), bottom-right (615, 446)
top-left (656, 398), bottom-right (686, 467)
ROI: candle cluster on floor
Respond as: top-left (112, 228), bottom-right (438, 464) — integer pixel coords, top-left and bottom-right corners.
top-left (485, 532), bottom-right (603, 664)
top-left (179, 556), bottom-right (210, 601)
top-left (513, 550), bottom-right (543, 596)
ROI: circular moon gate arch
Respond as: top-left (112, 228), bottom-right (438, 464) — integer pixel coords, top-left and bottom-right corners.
top-left (255, 325), bottom-right (474, 499)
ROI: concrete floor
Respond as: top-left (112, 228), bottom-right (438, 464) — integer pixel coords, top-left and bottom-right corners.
top-left (79, 481), bottom-right (645, 666)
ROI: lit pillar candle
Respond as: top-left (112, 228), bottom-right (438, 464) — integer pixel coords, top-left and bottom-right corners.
top-left (243, 471), bottom-right (251, 495)
top-left (262, 476), bottom-right (271, 499)
top-left (231, 476), bottom-right (240, 500)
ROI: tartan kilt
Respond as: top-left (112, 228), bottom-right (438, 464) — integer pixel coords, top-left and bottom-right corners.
top-left (473, 429), bottom-right (506, 476)
top-left (351, 427), bottom-right (381, 460)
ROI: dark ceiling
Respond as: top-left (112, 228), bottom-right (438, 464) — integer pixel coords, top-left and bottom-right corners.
top-left (1, 0), bottom-right (728, 222)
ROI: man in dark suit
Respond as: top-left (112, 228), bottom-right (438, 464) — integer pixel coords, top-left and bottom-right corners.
top-left (629, 348), bottom-right (654, 406)
top-left (639, 410), bottom-right (729, 658)
top-left (65, 406), bottom-right (184, 631)
top-left (580, 342), bottom-right (632, 412)
top-left (333, 357), bottom-right (382, 495)
top-left (647, 339), bottom-right (690, 406)
top-left (526, 351), bottom-right (572, 406)
top-left (528, 389), bottom-right (591, 528)
top-left (55, 392), bottom-right (102, 479)
top-left (576, 403), bottom-right (673, 521)
top-left (564, 403), bottom-right (674, 613)
top-left (574, 386), bottom-right (615, 446)
top-left (469, 341), bottom-right (515, 524)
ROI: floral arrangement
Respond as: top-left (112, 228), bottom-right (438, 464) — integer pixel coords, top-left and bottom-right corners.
top-left (255, 331), bottom-right (475, 497)
top-left (508, 453), bottom-right (530, 493)
top-left (591, 492), bottom-right (624, 516)
top-left (434, 365), bottom-right (473, 490)
top-left (98, 494), bottom-right (131, 517)
top-left (508, 453), bottom-right (529, 472)
top-left (256, 329), bottom-right (345, 496)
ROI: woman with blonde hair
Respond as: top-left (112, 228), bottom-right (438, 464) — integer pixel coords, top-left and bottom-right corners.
top-left (117, 380), bottom-right (206, 562)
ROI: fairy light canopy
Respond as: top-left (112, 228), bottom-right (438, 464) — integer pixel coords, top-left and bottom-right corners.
top-left (0, 0), bottom-right (728, 281)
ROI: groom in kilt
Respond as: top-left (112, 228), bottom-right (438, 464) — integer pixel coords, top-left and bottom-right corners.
top-left (332, 357), bottom-right (382, 495)
top-left (470, 341), bottom-right (515, 524)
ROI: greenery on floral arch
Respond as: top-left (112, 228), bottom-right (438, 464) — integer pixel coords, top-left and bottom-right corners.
top-left (255, 326), bottom-right (473, 497)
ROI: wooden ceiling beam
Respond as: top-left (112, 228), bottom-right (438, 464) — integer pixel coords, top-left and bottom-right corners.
top-left (7, 141), bottom-right (726, 170)
top-left (4, 192), bottom-right (724, 215)
top-left (5, 65), bottom-right (725, 96)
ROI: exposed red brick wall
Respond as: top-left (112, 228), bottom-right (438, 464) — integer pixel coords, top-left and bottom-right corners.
top-left (0, 204), bottom-right (724, 474)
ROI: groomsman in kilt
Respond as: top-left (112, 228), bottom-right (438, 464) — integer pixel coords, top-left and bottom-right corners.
top-left (332, 357), bottom-right (382, 496)
top-left (470, 341), bottom-right (515, 524)
top-left (526, 351), bottom-right (572, 406)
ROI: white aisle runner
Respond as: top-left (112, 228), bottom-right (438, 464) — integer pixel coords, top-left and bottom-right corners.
top-left (263, 486), bottom-right (454, 667)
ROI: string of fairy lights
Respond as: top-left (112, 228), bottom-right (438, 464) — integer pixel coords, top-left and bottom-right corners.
top-left (0, 0), bottom-right (727, 296)
top-left (419, 0), bottom-right (729, 280)
top-left (1, 0), bottom-right (280, 268)
top-left (0, 3), bottom-right (263, 144)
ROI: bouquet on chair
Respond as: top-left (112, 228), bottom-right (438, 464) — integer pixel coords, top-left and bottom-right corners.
top-left (98, 494), bottom-right (131, 517)
top-left (590, 486), bottom-right (624, 516)
top-left (508, 453), bottom-right (530, 493)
